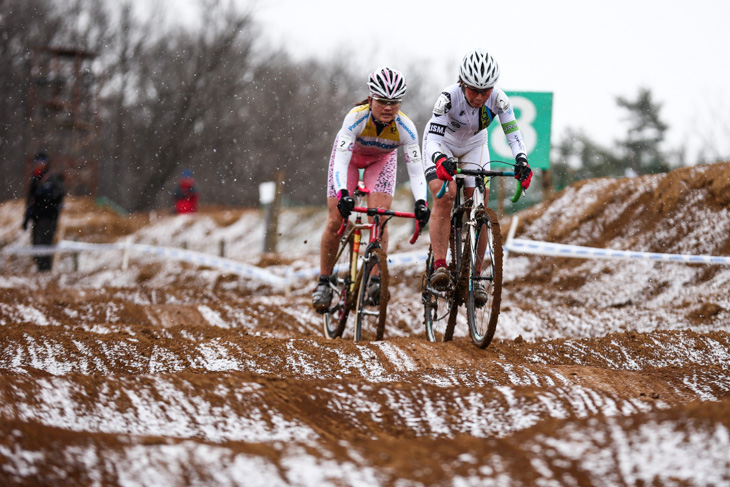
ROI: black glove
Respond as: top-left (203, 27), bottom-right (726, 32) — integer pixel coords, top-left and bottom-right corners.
top-left (337, 189), bottom-right (355, 219)
top-left (433, 153), bottom-right (457, 181)
top-left (414, 199), bottom-right (430, 227)
top-left (514, 154), bottom-right (532, 189)
top-left (22, 208), bottom-right (32, 230)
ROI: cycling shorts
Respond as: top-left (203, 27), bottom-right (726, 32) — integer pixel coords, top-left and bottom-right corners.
top-left (326, 141), bottom-right (397, 198)
top-left (425, 139), bottom-right (491, 189)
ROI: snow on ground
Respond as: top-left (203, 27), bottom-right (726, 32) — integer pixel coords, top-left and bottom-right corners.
top-left (1, 164), bottom-right (730, 485)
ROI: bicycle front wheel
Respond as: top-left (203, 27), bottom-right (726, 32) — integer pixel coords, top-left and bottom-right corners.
top-left (422, 246), bottom-right (457, 342)
top-left (323, 235), bottom-right (354, 339)
top-left (464, 208), bottom-right (503, 348)
top-left (354, 247), bottom-right (389, 341)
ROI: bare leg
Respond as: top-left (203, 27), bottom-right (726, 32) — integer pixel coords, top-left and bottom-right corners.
top-left (319, 197), bottom-right (344, 275)
top-left (428, 179), bottom-right (456, 262)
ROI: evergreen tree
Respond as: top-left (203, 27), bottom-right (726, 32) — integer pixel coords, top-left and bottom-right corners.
top-left (551, 87), bottom-right (671, 188)
top-left (615, 87), bottom-right (669, 175)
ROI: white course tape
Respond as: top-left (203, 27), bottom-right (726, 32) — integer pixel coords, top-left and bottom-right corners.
top-left (1, 245), bottom-right (62, 256)
top-left (505, 238), bottom-right (730, 265)
top-left (8, 230), bottom-right (728, 292)
top-left (503, 215), bottom-right (520, 267)
top-left (2, 240), bottom-right (287, 286)
top-left (4, 241), bottom-right (429, 285)
top-left (3, 240), bottom-right (428, 284)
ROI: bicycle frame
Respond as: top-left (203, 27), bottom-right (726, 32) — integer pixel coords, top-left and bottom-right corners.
top-left (423, 163), bottom-right (519, 346)
top-left (436, 168), bottom-right (519, 200)
top-left (440, 168), bottom-right (515, 268)
top-left (324, 182), bottom-right (421, 341)
top-left (336, 205), bottom-right (409, 285)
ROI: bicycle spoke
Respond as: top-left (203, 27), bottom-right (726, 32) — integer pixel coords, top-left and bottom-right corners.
top-left (422, 243), bottom-right (461, 343)
top-left (429, 166), bottom-right (513, 348)
top-left (465, 209), bottom-right (503, 348)
top-left (323, 235), bottom-right (354, 339)
top-left (355, 247), bottom-right (389, 342)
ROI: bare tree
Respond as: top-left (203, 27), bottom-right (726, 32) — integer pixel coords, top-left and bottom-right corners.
top-left (0, 0), bottom-right (63, 200)
top-left (128, 6), bottom-right (254, 210)
top-left (1, 0), bottom-right (440, 211)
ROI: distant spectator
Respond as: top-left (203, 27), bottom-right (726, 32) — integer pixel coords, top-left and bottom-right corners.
top-left (175, 169), bottom-right (199, 214)
top-left (22, 151), bottom-right (65, 271)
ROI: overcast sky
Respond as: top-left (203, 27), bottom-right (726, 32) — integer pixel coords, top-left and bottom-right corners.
top-left (151, 0), bottom-right (730, 163)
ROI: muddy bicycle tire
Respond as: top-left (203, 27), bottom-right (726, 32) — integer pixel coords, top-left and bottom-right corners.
top-left (443, 213), bottom-right (468, 342)
top-left (423, 222), bottom-right (465, 343)
top-left (463, 208), bottom-right (503, 348)
top-left (354, 247), bottom-right (389, 341)
top-left (323, 234), bottom-right (355, 339)
top-left (423, 247), bottom-right (454, 342)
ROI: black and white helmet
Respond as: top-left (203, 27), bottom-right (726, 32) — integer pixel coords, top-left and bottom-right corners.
top-left (367, 66), bottom-right (407, 99)
top-left (459, 48), bottom-right (500, 89)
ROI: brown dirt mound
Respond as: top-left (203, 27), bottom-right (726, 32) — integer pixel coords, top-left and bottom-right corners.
top-left (513, 161), bottom-right (730, 255)
top-left (2, 162), bottom-right (730, 485)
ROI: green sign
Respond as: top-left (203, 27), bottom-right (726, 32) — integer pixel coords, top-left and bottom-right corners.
top-left (487, 91), bottom-right (553, 170)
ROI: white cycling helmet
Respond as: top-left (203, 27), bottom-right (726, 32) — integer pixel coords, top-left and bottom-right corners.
top-left (367, 66), bottom-right (407, 99)
top-left (459, 48), bottom-right (500, 89)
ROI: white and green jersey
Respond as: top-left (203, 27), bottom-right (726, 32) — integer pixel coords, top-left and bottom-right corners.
top-left (422, 84), bottom-right (526, 181)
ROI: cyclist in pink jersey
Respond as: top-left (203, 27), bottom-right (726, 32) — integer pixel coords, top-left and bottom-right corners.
top-left (422, 48), bottom-right (533, 304)
top-left (313, 67), bottom-right (430, 313)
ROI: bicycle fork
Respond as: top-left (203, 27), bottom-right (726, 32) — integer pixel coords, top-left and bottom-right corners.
top-left (350, 224), bottom-right (361, 293)
top-left (466, 202), bottom-right (494, 287)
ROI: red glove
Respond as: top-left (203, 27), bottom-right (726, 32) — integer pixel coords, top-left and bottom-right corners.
top-left (520, 168), bottom-right (532, 190)
top-left (434, 153), bottom-right (457, 181)
top-left (514, 155), bottom-right (532, 190)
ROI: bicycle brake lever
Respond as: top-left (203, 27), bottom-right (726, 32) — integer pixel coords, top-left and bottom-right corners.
top-left (337, 218), bottom-right (348, 237)
top-left (409, 221), bottom-right (420, 245)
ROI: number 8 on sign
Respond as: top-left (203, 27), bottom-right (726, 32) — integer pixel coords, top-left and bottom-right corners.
top-left (490, 96), bottom-right (537, 159)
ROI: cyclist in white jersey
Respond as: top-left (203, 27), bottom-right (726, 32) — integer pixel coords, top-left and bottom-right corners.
top-left (422, 48), bottom-right (533, 303)
top-left (313, 67), bottom-right (430, 313)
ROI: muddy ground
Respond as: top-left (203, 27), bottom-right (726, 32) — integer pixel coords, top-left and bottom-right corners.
top-left (1, 163), bottom-right (730, 486)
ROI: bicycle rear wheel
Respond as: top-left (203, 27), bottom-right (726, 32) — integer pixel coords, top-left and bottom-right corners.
top-left (421, 228), bottom-right (465, 342)
top-left (464, 208), bottom-right (503, 348)
top-left (354, 247), bottom-right (389, 341)
top-left (445, 219), bottom-right (469, 342)
top-left (323, 234), bottom-right (355, 339)
top-left (422, 246), bottom-right (456, 342)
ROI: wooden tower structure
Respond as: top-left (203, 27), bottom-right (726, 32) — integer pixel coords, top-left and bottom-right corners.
top-left (26, 46), bottom-right (100, 196)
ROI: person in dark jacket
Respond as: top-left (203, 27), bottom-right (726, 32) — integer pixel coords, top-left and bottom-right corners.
top-left (174, 169), bottom-right (199, 214)
top-left (22, 152), bottom-right (65, 271)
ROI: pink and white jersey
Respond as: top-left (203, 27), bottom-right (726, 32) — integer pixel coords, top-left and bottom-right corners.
top-left (422, 84), bottom-right (526, 180)
top-left (331, 104), bottom-right (427, 202)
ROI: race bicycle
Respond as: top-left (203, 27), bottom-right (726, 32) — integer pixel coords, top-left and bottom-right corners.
top-left (323, 182), bottom-right (421, 341)
top-left (421, 162), bottom-right (523, 348)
